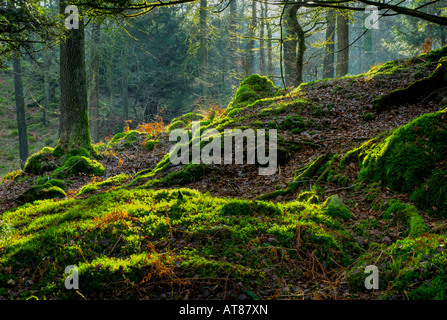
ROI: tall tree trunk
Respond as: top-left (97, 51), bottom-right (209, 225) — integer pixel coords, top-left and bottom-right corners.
top-left (89, 22), bottom-right (100, 143)
top-left (283, 4), bottom-right (304, 87)
top-left (260, 2), bottom-right (266, 75)
top-left (283, 4), bottom-right (297, 87)
top-left (122, 59), bottom-right (129, 120)
top-left (267, 9), bottom-right (274, 77)
top-left (295, 20), bottom-right (305, 85)
top-left (42, 56), bottom-right (50, 127)
top-left (248, 0), bottom-right (257, 75)
top-left (13, 56), bottom-right (28, 169)
top-left (336, 12), bottom-right (349, 78)
top-left (199, 0), bottom-right (208, 99)
top-left (58, 1), bottom-right (91, 153)
top-left (229, 0), bottom-right (239, 88)
top-left (323, 10), bottom-right (336, 78)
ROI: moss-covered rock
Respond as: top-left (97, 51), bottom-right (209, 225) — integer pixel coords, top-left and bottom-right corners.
top-left (24, 147), bottom-right (58, 175)
top-left (52, 156), bottom-right (105, 178)
top-left (358, 107), bottom-right (447, 215)
top-left (228, 75), bottom-right (280, 110)
top-left (15, 184), bottom-right (66, 205)
top-left (323, 195), bottom-right (353, 220)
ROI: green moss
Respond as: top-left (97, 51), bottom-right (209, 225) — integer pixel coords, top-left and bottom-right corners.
top-left (35, 177), bottom-right (66, 190)
top-left (156, 163), bottom-right (209, 187)
top-left (78, 184), bottom-right (98, 195)
top-left (167, 120), bottom-right (185, 131)
top-left (358, 108), bottom-right (447, 215)
top-left (52, 156), bottom-right (105, 178)
top-left (0, 187), bottom-right (358, 298)
top-left (323, 195), bottom-right (353, 220)
top-left (384, 199), bottom-right (429, 237)
top-left (228, 75), bottom-right (279, 110)
top-left (15, 185), bottom-right (66, 205)
top-left (24, 147), bottom-right (58, 175)
top-left (347, 234), bottom-right (447, 298)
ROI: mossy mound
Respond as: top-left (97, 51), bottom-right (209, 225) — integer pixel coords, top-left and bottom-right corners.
top-left (358, 107), bottom-right (447, 215)
top-left (52, 156), bottom-right (105, 178)
top-left (15, 184), bottom-right (66, 205)
top-left (228, 74), bottom-right (280, 110)
top-left (168, 112), bottom-right (205, 131)
top-left (109, 130), bottom-right (148, 149)
top-left (323, 195), bottom-right (353, 221)
top-left (24, 147), bottom-right (58, 175)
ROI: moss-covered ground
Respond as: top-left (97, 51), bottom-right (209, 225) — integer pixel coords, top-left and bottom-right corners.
top-left (1, 48), bottom-right (447, 300)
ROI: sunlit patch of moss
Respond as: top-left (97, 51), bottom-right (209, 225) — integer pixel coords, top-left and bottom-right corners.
top-left (24, 147), bottom-right (58, 175)
top-left (0, 187), bottom-right (360, 298)
top-left (227, 75), bottom-right (280, 110)
top-left (52, 156), bottom-right (105, 178)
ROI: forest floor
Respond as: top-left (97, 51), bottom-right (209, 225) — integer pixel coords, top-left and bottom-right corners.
top-left (0, 48), bottom-right (447, 300)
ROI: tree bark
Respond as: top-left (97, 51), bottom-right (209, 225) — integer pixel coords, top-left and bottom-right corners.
top-left (248, 0), bottom-right (257, 75)
top-left (260, 2), bottom-right (266, 75)
top-left (267, 10), bottom-right (274, 77)
top-left (42, 56), bottom-right (51, 127)
top-left (323, 9), bottom-right (335, 78)
top-left (283, 4), bottom-right (304, 87)
top-left (13, 56), bottom-right (28, 169)
top-left (89, 22), bottom-right (100, 143)
top-left (199, 0), bottom-right (208, 99)
top-left (336, 11), bottom-right (349, 78)
top-left (58, 0), bottom-right (91, 153)
top-left (229, 0), bottom-right (239, 88)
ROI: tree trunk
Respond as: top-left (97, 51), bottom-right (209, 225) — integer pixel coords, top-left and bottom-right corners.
top-left (267, 10), bottom-right (274, 77)
top-left (229, 0), bottom-right (240, 88)
top-left (283, 4), bottom-right (297, 87)
top-left (89, 22), bottom-right (100, 143)
top-left (260, 2), bottom-right (266, 75)
top-left (122, 65), bottom-right (129, 120)
top-left (323, 10), bottom-right (336, 78)
top-left (336, 12), bottom-right (349, 78)
top-left (13, 56), bottom-right (28, 169)
top-left (42, 58), bottom-right (50, 127)
top-left (58, 0), bottom-right (91, 153)
top-left (199, 0), bottom-right (208, 99)
top-left (283, 4), bottom-right (304, 87)
top-left (248, 0), bottom-right (257, 75)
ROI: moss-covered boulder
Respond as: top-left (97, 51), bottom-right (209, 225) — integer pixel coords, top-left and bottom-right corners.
top-left (24, 147), bottom-right (58, 175)
top-left (228, 75), bottom-right (279, 110)
top-left (358, 107), bottom-right (447, 215)
top-left (15, 184), bottom-right (66, 205)
top-left (323, 195), bottom-right (353, 220)
top-left (52, 156), bottom-right (105, 178)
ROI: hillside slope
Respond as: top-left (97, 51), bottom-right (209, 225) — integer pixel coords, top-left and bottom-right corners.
top-left (1, 47), bottom-right (447, 300)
